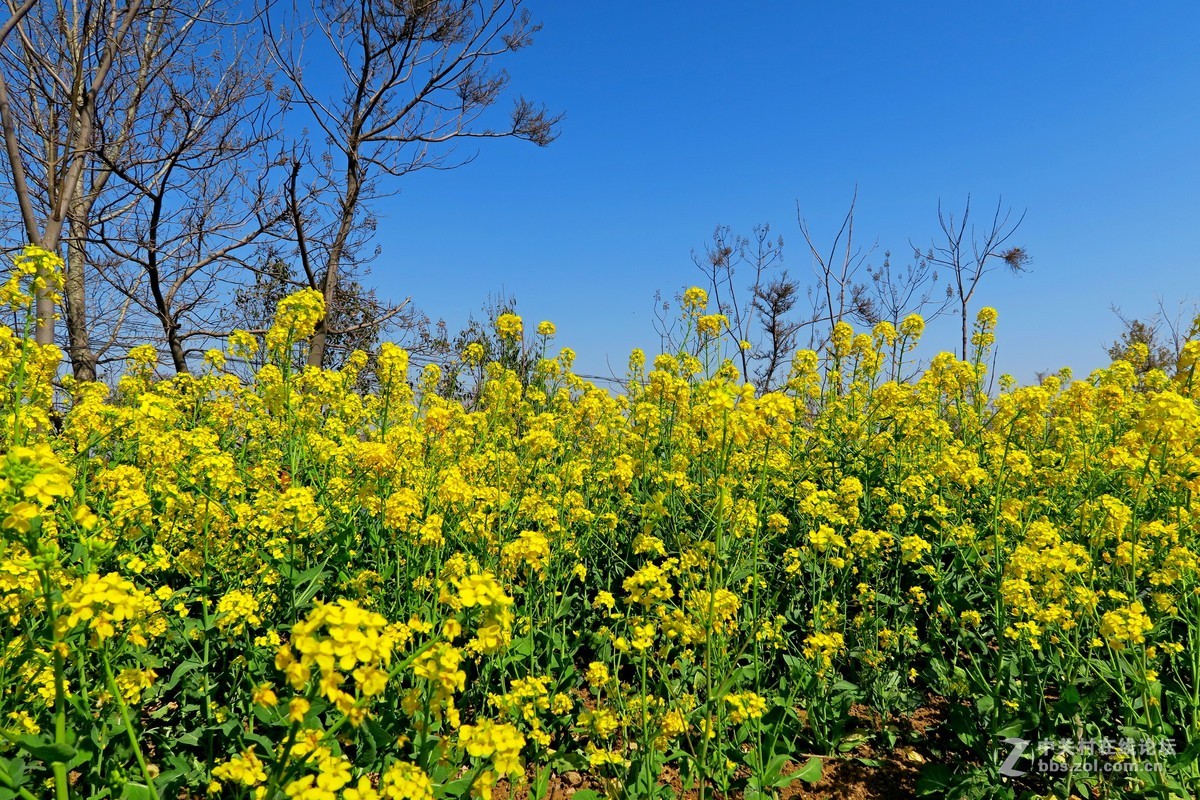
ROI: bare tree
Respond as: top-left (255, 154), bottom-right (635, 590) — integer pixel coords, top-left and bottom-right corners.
top-left (914, 195), bottom-right (1030, 361)
top-left (228, 251), bottom-right (420, 390)
top-left (796, 188), bottom-right (879, 349)
top-left (0, 0), bottom-right (145, 347)
top-left (750, 274), bottom-right (804, 390)
top-left (432, 291), bottom-right (548, 408)
top-left (657, 192), bottom-right (1022, 386)
top-left (0, 0), bottom-right (279, 379)
top-left (691, 223), bottom-right (784, 383)
top-left (1107, 297), bottom-right (1199, 377)
top-left (670, 193), bottom-right (911, 391)
top-left (867, 250), bottom-right (953, 380)
top-left (89, 18), bottom-right (291, 374)
top-left (263, 0), bottom-right (561, 368)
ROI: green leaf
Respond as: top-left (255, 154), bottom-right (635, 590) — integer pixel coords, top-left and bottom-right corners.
top-left (0, 757), bottom-right (26, 788)
top-left (915, 764), bottom-right (954, 796)
top-left (65, 745), bottom-right (93, 771)
top-left (252, 703), bottom-right (283, 726)
top-left (531, 765), bottom-right (551, 800)
top-left (147, 703), bottom-right (176, 720)
top-left (764, 752), bottom-right (789, 773)
top-left (995, 718), bottom-right (1025, 738)
top-left (123, 784), bottom-right (153, 800)
top-left (433, 773), bottom-right (474, 799)
top-left (837, 732), bottom-right (869, 752)
top-left (757, 753), bottom-right (806, 788)
top-left (14, 735), bottom-right (75, 765)
top-left (163, 658), bottom-right (204, 690)
top-left (568, 792), bottom-right (601, 800)
top-left (242, 732), bottom-right (278, 754)
top-left (792, 756), bottom-right (822, 783)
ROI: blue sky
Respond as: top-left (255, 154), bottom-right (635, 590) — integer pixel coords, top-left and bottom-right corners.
top-left (366, 2), bottom-right (1199, 384)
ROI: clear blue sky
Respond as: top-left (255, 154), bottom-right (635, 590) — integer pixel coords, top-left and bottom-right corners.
top-left (366, 2), bottom-right (1199, 384)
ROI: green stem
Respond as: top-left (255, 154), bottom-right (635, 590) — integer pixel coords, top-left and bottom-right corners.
top-left (102, 651), bottom-right (160, 800)
top-left (0, 760), bottom-right (40, 800)
top-left (34, 556), bottom-right (69, 800)
top-left (264, 718), bottom-right (303, 796)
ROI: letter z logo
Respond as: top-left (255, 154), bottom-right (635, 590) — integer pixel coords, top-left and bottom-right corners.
top-left (999, 737), bottom-right (1030, 777)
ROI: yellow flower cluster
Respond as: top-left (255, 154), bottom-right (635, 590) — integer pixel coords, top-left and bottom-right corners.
top-left (453, 572), bottom-right (514, 655)
top-left (265, 288), bottom-right (325, 356)
top-left (275, 599), bottom-right (409, 721)
top-left (501, 529), bottom-right (550, 576)
top-left (279, 733), bottom-right (355, 800)
top-left (489, 674), bottom-right (552, 737)
top-left (411, 642), bottom-right (466, 703)
top-left (216, 588), bottom-right (263, 634)
top-left (1, 445), bottom-right (74, 536)
top-left (1100, 602), bottom-right (1154, 651)
top-left (803, 631), bottom-right (845, 675)
top-left (0, 246), bottom-right (64, 312)
top-left (495, 313), bottom-right (523, 340)
top-left (113, 667), bottom-right (157, 704)
top-left (61, 573), bottom-right (164, 646)
top-left (458, 718), bottom-right (526, 776)
top-left (623, 563), bottom-right (673, 606)
top-left (379, 761), bottom-right (434, 800)
top-left (210, 747), bottom-right (267, 787)
top-left (724, 691), bottom-right (767, 725)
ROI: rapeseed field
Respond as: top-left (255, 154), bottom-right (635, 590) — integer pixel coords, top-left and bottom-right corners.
top-left (2, 248), bottom-right (1197, 799)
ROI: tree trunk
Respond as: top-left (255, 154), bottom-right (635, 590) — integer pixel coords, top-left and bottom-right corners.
top-left (304, 251), bottom-right (338, 371)
top-left (165, 321), bottom-right (189, 374)
top-left (306, 245), bottom-right (338, 368)
top-left (307, 160), bottom-right (361, 369)
top-left (34, 218), bottom-right (66, 346)
top-left (961, 301), bottom-right (969, 362)
top-left (144, 229), bottom-right (188, 373)
top-left (64, 189), bottom-right (98, 381)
